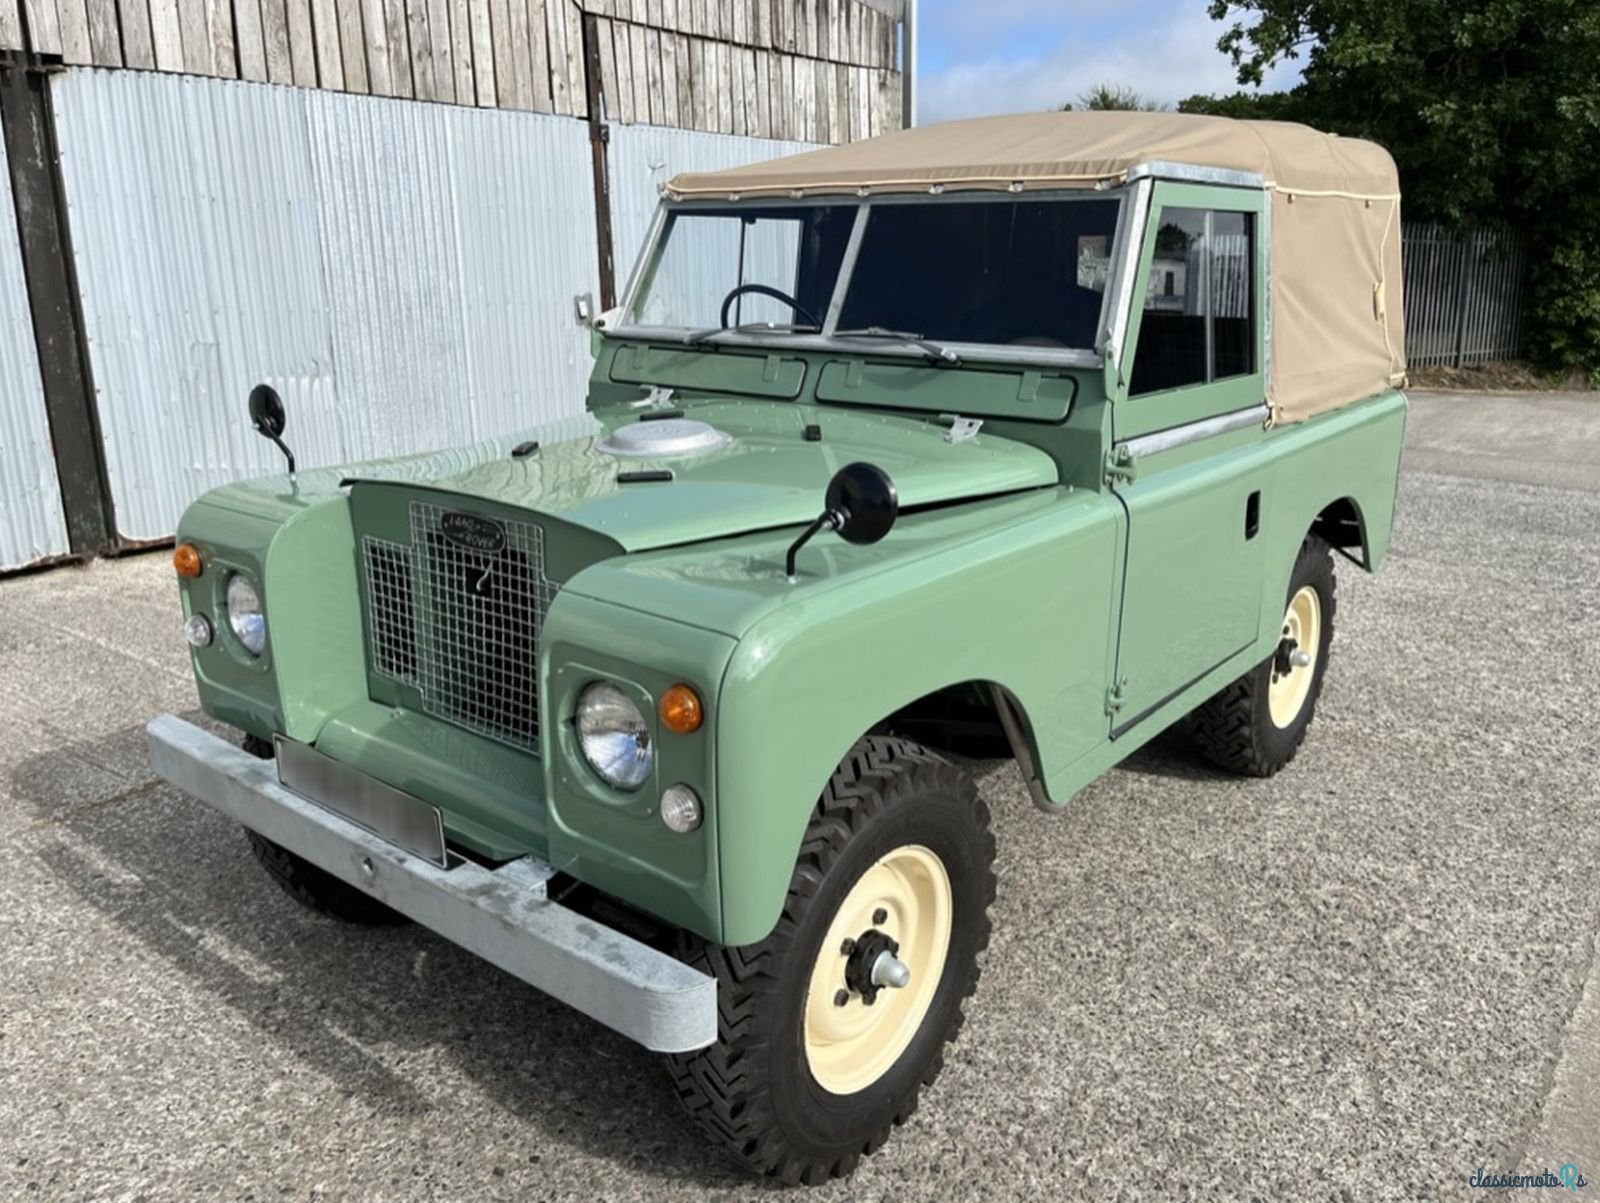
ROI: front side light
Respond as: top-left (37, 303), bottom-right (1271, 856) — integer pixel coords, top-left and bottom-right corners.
top-left (173, 542), bottom-right (203, 578)
top-left (659, 784), bottom-right (703, 833)
top-left (225, 574), bottom-right (267, 655)
top-left (184, 613), bottom-right (214, 648)
top-left (659, 683), bottom-right (704, 734)
top-left (576, 682), bottom-right (653, 790)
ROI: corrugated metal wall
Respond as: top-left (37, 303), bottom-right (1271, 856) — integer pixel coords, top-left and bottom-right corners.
top-left (0, 127), bottom-right (72, 571)
top-left (51, 69), bottom-right (599, 541)
top-left (608, 122), bottom-right (822, 291)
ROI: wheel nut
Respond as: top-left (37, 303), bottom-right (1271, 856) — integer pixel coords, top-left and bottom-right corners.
top-left (840, 938), bottom-right (856, 956)
top-left (833, 989), bottom-right (849, 1007)
top-left (872, 908), bottom-right (888, 925)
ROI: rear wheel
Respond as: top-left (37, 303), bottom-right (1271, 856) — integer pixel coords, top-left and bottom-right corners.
top-left (667, 736), bottom-right (995, 1184)
top-left (240, 734), bottom-right (408, 927)
top-left (1190, 536), bottom-right (1337, 776)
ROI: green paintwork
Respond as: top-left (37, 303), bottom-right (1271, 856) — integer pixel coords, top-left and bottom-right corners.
top-left (173, 181), bottom-right (1407, 950)
top-left (815, 359), bottom-right (1078, 422)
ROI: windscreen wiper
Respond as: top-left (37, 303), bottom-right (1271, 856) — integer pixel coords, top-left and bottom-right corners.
top-left (682, 321), bottom-right (821, 346)
top-left (831, 327), bottom-right (962, 366)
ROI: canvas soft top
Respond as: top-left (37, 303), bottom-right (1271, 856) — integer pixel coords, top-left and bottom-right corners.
top-left (665, 112), bottom-right (1407, 425)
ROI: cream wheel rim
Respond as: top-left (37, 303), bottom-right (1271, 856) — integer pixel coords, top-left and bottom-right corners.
top-left (1269, 585), bottom-right (1321, 728)
top-left (803, 844), bottom-right (953, 1096)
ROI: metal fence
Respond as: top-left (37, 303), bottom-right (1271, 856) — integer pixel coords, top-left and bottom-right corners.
top-left (1402, 222), bottom-right (1530, 369)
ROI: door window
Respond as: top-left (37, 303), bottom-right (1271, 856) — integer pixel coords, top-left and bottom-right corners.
top-left (1130, 207), bottom-right (1256, 396)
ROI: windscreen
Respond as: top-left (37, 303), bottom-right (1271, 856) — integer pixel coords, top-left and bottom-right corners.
top-left (836, 197), bottom-right (1122, 348)
top-left (629, 205), bottom-right (856, 330)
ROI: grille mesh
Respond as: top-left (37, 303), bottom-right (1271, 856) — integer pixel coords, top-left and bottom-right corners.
top-left (363, 536), bottom-right (417, 683)
top-left (360, 502), bottom-right (557, 751)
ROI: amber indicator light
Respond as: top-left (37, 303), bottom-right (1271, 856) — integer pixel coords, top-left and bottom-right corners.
top-left (659, 684), bottom-right (704, 734)
top-left (173, 542), bottom-right (203, 578)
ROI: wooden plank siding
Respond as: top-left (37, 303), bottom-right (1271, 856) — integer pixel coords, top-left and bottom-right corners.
top-left (0, 0), bottom-right (900, 142)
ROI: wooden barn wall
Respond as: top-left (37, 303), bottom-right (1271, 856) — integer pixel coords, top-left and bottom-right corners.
top-left (0, 0), bottom-right (901, 140)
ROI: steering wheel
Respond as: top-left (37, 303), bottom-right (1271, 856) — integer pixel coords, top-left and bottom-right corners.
top-left (718, 283), bottom-right (823, 331)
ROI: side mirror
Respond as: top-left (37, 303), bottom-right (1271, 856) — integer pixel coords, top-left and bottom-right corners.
top-left (248, 383), bottom-right (286, 438)
top-left (247, 383), bottom-right (295, 474)
top-left (825, 462), bottom-right (898, 545)
top-left (786, 462), bottom-right (898, 579)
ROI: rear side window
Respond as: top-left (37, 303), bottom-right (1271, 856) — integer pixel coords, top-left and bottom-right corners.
top-left (1130, 207), bottom-right (1256, 396)
top-left (836, 198), bottom-right (1122, 349)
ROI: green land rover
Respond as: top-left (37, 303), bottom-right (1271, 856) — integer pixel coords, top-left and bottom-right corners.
top-left (149, 111), bottom-right (1408, 1183)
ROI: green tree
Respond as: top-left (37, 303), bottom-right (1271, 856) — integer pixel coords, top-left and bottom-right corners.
top-left (1063, 83), bottom-right (1169, 112)
top-left (1188, 0), bottom-right (1600, 378)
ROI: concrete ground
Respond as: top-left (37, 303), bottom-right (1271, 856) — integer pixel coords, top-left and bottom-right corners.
top-left (1, 391), bottom-right (1596, 1202)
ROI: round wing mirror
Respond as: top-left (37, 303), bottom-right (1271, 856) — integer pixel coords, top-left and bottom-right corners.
top-left (248, 383), bottom-right (286, 438)
top-left (825, 462), bottom-right (898, 545)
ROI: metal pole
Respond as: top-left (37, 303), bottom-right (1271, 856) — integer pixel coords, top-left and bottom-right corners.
top-left (901, 0), bottom-right (917, 128)
top-left (0, 57), bottom-right (115, 556)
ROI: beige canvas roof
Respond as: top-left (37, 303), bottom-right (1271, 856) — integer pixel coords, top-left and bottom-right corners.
top-left (664, 111), bottom-right (1400, 200)
top-left (666, 112), bottom-right (1407, 424)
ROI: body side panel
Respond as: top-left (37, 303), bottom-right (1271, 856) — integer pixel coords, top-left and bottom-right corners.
top-left (713, 489), bottom-right (1124, 945)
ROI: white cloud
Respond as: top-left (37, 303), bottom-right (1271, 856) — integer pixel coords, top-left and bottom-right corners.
top-left (918, 7), bottom-right (1301, 124)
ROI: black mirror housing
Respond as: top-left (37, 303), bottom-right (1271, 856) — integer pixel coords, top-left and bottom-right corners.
top-left (825, 462), bottom-right (898, 545)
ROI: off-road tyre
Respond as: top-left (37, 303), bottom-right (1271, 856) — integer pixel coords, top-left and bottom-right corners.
top-left (666, 736), bottom-right (996, 1184)
top-left (240, 734), bottom-right (408, 927)
top-left (1190, 536), bottom-right (1337, 777)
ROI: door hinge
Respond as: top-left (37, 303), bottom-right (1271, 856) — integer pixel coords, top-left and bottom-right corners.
top-left (1105, 678), bottom-right (1129, 715)
top-left (1104, 445), bottom-right (1136, 486)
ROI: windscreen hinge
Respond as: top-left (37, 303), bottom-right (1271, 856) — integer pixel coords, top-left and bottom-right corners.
top-left (945, 417), bottom-right (983, 444)
top-left (1104, 444), bottom-right (1137, 485)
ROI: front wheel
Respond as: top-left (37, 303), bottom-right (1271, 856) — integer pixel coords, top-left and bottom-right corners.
top-left (1189, 535), bottom-right (1337, 776)
top-left (667, 736), bottom-right (996, 1184)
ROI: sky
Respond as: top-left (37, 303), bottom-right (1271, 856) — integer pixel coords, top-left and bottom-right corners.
top-left (915, 0), bottom-right (1304, 124)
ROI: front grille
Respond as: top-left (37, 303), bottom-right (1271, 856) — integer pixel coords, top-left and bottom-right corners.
top-left (360, 502), bottom-right (557, 751)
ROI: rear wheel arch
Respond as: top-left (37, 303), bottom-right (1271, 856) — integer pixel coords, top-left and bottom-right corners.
top-left (1311, 495), bottom-right (1371, 570)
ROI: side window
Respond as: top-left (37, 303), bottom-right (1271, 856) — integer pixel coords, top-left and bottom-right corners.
top-left (1129, 207), bottom-right (1256, 396)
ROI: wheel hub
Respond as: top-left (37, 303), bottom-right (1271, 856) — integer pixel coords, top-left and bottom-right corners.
top-left (841, 928), bottom-right (910, 1005)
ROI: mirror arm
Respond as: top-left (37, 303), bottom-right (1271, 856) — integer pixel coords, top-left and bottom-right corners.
top-left (785, 510), bottom-right (841, 582)
top-left (257, 426), bottom-right (296, 476)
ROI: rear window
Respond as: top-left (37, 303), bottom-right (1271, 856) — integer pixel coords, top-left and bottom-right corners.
top-left (836, 198), bottom-right (1122, 349)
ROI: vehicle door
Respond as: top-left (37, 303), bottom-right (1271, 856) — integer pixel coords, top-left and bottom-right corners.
top-left (1108, 181), bottom-right (1269, 733)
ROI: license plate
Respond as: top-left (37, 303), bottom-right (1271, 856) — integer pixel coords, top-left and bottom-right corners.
top-left (274, 736), bottom-right (448, 867)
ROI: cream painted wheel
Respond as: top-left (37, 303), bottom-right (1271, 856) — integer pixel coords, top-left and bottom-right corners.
top-left (803, 844), bottom-right (953, 1096)
top-left (1269, 584), bottom-right (1322, 728)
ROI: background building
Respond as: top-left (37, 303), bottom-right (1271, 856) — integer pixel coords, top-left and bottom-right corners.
top-left (0, 0), bottom-right (909, 570)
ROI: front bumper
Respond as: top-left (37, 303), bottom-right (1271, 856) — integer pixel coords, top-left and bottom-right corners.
top-left (145, 714), bottom-right (717, 1053)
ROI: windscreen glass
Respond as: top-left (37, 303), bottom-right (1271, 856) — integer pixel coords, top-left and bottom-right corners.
top-left (629, 205), bottom-right (855, 329)
top-left (836, 197), bottom-right (1122, 348)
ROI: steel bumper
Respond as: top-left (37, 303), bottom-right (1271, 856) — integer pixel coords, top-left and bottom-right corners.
top-left (145, 714), bottom-right (717, 1053)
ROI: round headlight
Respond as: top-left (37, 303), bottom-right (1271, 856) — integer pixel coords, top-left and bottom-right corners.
top-left (226, 574), bottom-right (267, 655)
top-left (576, 682), bottom-right (653, 791)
